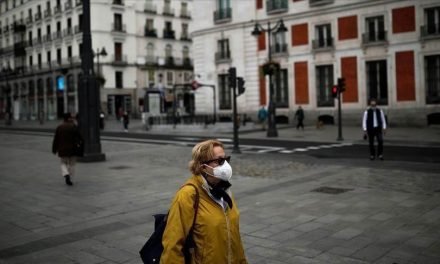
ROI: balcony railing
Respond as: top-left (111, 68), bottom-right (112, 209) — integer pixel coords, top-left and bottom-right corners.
top-left (165, 56), bottom-right (174, 66)
top-left (52, 31), bottom-right (62, 40)
top-left (312, 37), bottom-right (334, 50)
top-left (215, 51), bottom-right (231, 63)
top-left (309, 0), bottom-right (334, 7)
top-left (65, 0), bottom-right (73, 11)
top-left (270, 43), bottom-right (288, 54)
top-left (112, 0), bottom-right (124, 5)
top-left (266, 0), bottom-right (288, 14)
top-left (213, 8), bottom-right (232, 24)
top-left (180, 34), bottom-right (191, 41)
top-left (33, 37), bottom-right (43, 45)
top-left (26, 16), bottom-right (33, 25)
top-left (112, 23), bottom-right (126, 32)
top-left (362, 31), bottom-right (387, 45)
top-left (421, 24), bottom-right (440, 39)
top-left (163, 30), bottom-right (175, 39)
top-left (44, 9), bottom-right (52, 18)
top-left (144, 3), bottom-right (156, 13)
top-left (145, 55), bottom-right (156, 64)
top-left (63, 27), bottom-right (74, 37)
top-left (112, 54), bottom-right (128, 64)
top-left (43, 34), bottom-right (52, 42)
top-left (54, 5), bottom-right (62, 15)
top-left (35, 12), bottom-right (42, 21)
top-left (144, 28), bottom-right (157, 37)
top-left (163, 6), bottom-right (174, 16)
top-left (180, 9), bottom-right (191, 19)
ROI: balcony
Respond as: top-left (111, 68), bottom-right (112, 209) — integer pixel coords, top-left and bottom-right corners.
top-left (213, 8), bottom-right (232, 24)
top-left (270, 43), bottom-right (288, 55)
top-left (74, 25), bottom-right (82, 34)
top-left (362, 31), bottom-right (387, 46)
top-left (26, 16), bottom-right (33, 25)
top-left (180, 9), bottom-right (191, 19)
top-left (63, 27), bottom-right (74, 37)
top-left (215, 50), bottom-right (231, 63)
top-left (52, 31), bottom-right (62, 40)
top-left (35, 12), bottom-right (42, 22)
top-left (163, 6), bottom-right (174, 16)
top-left (13, 22), bottom-right (26, 32)
top-left (421, 24), bottom-right (440, 40)
top-left (144, 28), bottom-right (157, 37)
top-left (43, 34), bottom-right (52, 42)
top-left (144, 3), bottom-right (156, 14)
top-left (180, 34), bottom-right (191, 41)
top-left (112, 23), bottom-right (126, 33)
top-left (112, 54), bottom-right (127, 65)
top-left (54, 5), bottom-right (62, 16)
top-left (44, 9), bottom-right (52, 18)
top-left (312, 37), bottom-right (334, 51)
top-left (165, 56), bottom-right (174, 66)
top-left (33, 37), bottom-right (43, 46)
top-left (266, 0), bottom-right (288, 15)
top-left (163, 30), bottom-right (175, 39)
top-left (145, 55), bottom-right (157, 64)
top-left (309, 0), bottom-right (334, 7)
top-left (65, 0), bottom-right (73, 11)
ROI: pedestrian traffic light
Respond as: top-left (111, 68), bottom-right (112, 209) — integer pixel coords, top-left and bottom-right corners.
top-left (331, 85), bottom-right (338, 98)
top-left (337, 77), bottom-right (346, 92)
top-left (228, 67), bottom-right (236, 89)
top-left (237, 77), bottom-right (245, 96)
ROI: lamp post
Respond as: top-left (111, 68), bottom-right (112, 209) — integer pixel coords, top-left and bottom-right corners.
top-left (251, 19), bottom-right (287, 137)
top-left (94, 47), bottom-right (107, 80)
top-left (1, 66), bottom-right (13, 125)
top-left (77, 0), bottom-right (106, 162)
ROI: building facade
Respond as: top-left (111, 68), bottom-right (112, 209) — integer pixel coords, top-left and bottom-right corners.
top-left (192, 0), bottom-right (440, 126)
top-left (0, 0), bottom-right (193, 121)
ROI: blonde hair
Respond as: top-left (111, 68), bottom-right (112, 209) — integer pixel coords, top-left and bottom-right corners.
top-left (189, 139), bottom-right (224, 175)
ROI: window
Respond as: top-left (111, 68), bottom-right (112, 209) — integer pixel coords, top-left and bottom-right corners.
top-left (316, 65), bottom-right (334, 107)
top-left (181, 2), bottom-right (189, 17)
top-left (79, 43), bottom-right (83, 56)
top-left (164, 21), bottom-right (174, 39)
top-left (364, 16), bottom-right (385, 43)
top-left (424, 7), bottom-right (440, 36)
top-left (57, 48), bottom-right (62, 64)
top-left (146, 43), bottom-right (154, 62)
top-left (114, 42), bottom-right (122, 61)
top-left (218, 74), bottom-right (231, 109)
top-left (114, 13), bottom-right (123, 31)
top-left (167, 71), bottom-right (173, 85)
top-left (214, 0), bottom-right (231, 22)
top-left (29, 55), bottom-right (33, 66)
top-left (425, 55), bottom-right (440, 104)
top-left (314, 24), bottom-right (332, 49)
top-left (182, 46), bottom-right (189, 59)
top-left (146, 19), bottom-right (154, 30)
top-left (145, 19), bottom-right (156, 37)
top-left (38, 53), bottom-right (42, 68)
top-left (366, 60), bottom-right (388, 105)
top-left (78, 14), bottom-right (83, 31)
top-left (271, 31), bottom-right (287, 54)
top-left (165, 44), bottom-right (172, 57)
top-left (28, 31), bottom-right (32, 45)
top-left (181, 23), bottom-right (188, 39)
top-left (47, 51), bottom-right (51, 64)
top-left (216, 39), bottom-right (230, 62)
top-left (67, 45), bottom-right (72, 58)
top-left (275, 69), bottom-right (289, 107)
top-left (115, 71), bottom-right (123, 88)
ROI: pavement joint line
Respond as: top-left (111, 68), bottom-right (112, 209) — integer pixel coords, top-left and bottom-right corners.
top-left (0, 222), bottom-right (130, 260)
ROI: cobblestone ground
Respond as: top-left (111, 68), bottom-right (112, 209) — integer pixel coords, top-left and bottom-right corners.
top-left (0, 132), bottom-right (439, 264)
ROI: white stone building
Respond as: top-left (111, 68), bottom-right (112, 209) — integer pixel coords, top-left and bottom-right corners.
top-left (0, 0), bottom-right (193, 121)
top-left (192, 0), bottom-right (440, 126)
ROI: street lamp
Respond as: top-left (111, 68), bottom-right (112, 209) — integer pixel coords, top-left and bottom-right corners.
top-left (251, 19), bottom-right (287, 137)
top-left (1, 65), bottom-right (13, 125)
top-left (94, 47), bottom-right (107, 79)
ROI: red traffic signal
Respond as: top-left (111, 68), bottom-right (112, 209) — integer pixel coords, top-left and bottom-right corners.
top-left (332, 85), bottom-right (338, 98)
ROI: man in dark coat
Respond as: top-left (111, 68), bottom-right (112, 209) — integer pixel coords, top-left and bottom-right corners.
top-left (362, 99), bottom-right (387, 160)
top-left (52, 113), bottom-right (83, 185)
top-left (294, 106), bottom-right (305, 130)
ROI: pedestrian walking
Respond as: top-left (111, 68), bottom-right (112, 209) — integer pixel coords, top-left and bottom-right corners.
top-left (257, 105), bottom-right (268, 131)
top-left (122, 111), bottom-right (129, 132)
top-left (160, 139), bottom-right (248, 263)
top-left (52, 113), bottom-right (83, 186)
top-left (362, 98), bottom-right (387, 160)
top-left (294, 106), bottom-right (305, 130)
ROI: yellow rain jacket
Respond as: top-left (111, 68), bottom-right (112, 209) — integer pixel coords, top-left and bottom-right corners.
top-left (160, 175), bottom-right (248, 264)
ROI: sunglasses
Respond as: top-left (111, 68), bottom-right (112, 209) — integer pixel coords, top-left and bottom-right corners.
top-left (204, 156), bottom-right (231, 166)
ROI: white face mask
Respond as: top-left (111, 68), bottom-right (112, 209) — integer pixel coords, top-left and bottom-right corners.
top-left (204, 161), bottom-right (232, 181)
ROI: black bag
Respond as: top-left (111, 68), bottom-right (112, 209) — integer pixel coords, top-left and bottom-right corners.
top-left (140, 184), bottom-right (200, 264)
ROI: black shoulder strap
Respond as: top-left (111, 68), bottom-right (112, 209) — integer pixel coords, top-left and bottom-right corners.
top-left (181, 183), bottom-right (200, 231)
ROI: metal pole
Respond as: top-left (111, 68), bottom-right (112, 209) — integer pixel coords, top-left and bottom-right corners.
top-left (212, 85), bottom-right (216, 124)
top-left (173, 84), bottom-right (177, 128)
top-left (337, 91), bottom-right (343, 141)
top-left (266, 21), bottom-right (278, 137)
top-left (232, 79), bottom-right (240, 153)
top-left (78, 0), bottom-right (105, 162)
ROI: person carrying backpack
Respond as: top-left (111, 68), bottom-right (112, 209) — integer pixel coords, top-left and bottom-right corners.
top-left (160, 139), bottom-right (248, 264)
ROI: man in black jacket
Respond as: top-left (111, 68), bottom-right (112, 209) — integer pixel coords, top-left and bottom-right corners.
top-left (52, 113), bottom-right (83, 185)
top-left (362, 99), bottom-right (387, 160)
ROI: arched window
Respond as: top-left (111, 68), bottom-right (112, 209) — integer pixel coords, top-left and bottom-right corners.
top-left (182, 46), bottom-right (189, 59)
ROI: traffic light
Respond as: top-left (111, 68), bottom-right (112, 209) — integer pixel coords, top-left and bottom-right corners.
top-left (331, 85), bottom-right (338, 98)
top-left (237, 77), bottom-right (245, 96)
top-left (228, 67), bottom-right (237, 89)
top-left (337, 77), bottom-right (346, 93)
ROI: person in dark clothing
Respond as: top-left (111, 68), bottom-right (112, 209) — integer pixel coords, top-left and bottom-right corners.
top-left (294, 106), bottom-right (305, 130)
top-left (122, 111), bottom-right (129, 132)
top-left (362, 99), bottom-right (387, 160)
top-left (52, 113), bottom-right (83, 186)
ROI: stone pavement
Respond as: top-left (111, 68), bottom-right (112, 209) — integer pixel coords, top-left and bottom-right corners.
top-left (0, 131), bottom-right (440, 264)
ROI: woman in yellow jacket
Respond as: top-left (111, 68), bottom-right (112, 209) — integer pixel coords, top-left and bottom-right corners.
top-left (161, 139), bottom-right (248, 264)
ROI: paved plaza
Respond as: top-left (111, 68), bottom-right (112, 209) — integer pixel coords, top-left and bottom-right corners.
top-left (0, 131), bottom-right (440, 264)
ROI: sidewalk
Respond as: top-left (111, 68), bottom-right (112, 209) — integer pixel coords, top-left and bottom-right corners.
top-left (1, 118), bottom-right (440, 146)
